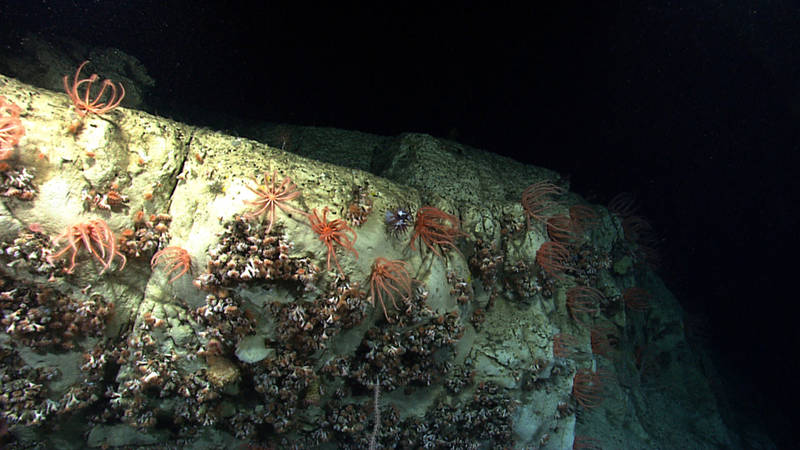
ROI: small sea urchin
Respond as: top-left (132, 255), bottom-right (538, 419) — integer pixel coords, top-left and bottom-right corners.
top-left (385, 206), bottom-right (414, 236)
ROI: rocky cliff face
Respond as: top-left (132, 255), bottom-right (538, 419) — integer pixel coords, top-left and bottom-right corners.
top-left (0, 74), bottom-right (735, 449)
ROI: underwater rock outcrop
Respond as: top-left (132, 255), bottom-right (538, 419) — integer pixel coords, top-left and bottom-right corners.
top-left (0, 73), bottom-right (735, 449)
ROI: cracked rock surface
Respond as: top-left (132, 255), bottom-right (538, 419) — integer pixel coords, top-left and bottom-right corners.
top-left (0, 74), bottom-right (736, 449)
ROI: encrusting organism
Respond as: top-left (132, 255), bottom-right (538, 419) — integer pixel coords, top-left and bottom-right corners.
top-left (48, 219), bottom-right (127, 274)
top-left (195, 216), bottom-right (318, 290)
top-left (63, 61), bottom-right (126, 117)
top-left (243, 169), bottom-right (304, 233)
top-left (368, 257), bottom-right (414, 322)
top-left (151, 246), bottom-right (192, 283)
top-left (307, 206), bottom-right (358, 274)
top-left (82, 186), bottom-right (129, 211)
top-left (409, 206), bottom-right (466, 257)
top-left (344, 183), bottom-right (373, 227)
top-left (0, 273), bottom-right (114, 350)
top-left (118, 212), bottom-right (172, 258)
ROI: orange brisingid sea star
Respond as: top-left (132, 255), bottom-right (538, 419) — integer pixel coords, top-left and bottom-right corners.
top-left (369, 257), bottom-right (414, 322)
top-left (49, 219), bottom-right (127, 274)
top-left (307, 207), bottom-right (357, 274)
top-left (243, 170), bottom-right (304, 233)
top-left (63, 61), bottom-right (126, 117)
top-left (151, 246), bottom-right (192, 283)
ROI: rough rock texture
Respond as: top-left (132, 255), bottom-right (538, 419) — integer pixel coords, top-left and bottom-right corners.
top-left (0, 34), bottom-right (155, 113)
top-left (0, 73), bottom-right (738, 449)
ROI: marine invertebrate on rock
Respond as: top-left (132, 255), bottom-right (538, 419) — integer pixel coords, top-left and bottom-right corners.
top-left (1, 225), bottom-right (60, 277)
top-left (444, 365), bottom-right (475, 395)
top-left (82, 186), bottom-right (129, 211)
top-left (196, 217), bottom-right (318, 290)
top-left (547, 206), bottom-right (597, 246)
top-left (0, 348), bottom-right (66, 427)
top-left (535, 241), bottom-right (573, 280)
top-left (344, 183), bottom-right (373, 227)
top-left (446, 270), bottom-right (472, 305)
top-left (250, 350), bottom-right (317, 433)
top-left (571, 368), bottom-right (605, 409)
top-left (0, 165), bottom-right (36, 200)
top-left (546, 215), bottom-right (575, 244)
top-left (566, 286), bottom-right (603, 326)
top-left (0, 96), bottom-right (24, 157)
top-left (270, 274), bottom-right (368, 352)
top-left (243, 170), bottom-right (304, 233)
top-left (608, 192), bottom-right (638, 218)
top-left (369, 257), bottom-right (414, 322)
top-left (307, 207), bottom-right (358, 274)
top-left (0, 273), bottom-right (114, 350)
top-left (622, 215), bottom-right (661, 266)
top-left (409, 206), bottom-right (466, 257)
top-left (552, 332), bottom-right (583, 360)
top-left (118, 212), bottom-right (172, 258)
top-left (468, 238), bottom-right (504, 304)
top-left (521, 180), bottom-right (565, 229)
top-left (333, 310), bottom-right (463, 391)
top-left (204, 355), bottom-right (240, 388)
top-left (151, 246), bottom-right (192, 283)
top-left (505, 259), bottom-right (541, 301)
top-left (192, 289), bottom-right (256, 344)
top-left (63, 61), bottom-right (126, 117)
top-left (384, 205), bottom-right (414, 236)
top-left (622, 287), bottom-right (651, 311)
top-left (49, 218), bottom-right (127, 274)
top-left (569, 204), bottom-right (598, 235)
top-left (590, 325), bottom-right (618, 358)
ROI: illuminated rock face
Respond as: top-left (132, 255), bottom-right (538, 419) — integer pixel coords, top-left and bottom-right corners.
top-left (0, 74), bottom-right (735, 449)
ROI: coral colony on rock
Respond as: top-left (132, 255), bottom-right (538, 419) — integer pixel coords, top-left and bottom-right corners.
top-left (0, 59), bottom-right (737, 449)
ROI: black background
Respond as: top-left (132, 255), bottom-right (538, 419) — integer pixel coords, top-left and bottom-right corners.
top-left (3, 1), bottom-right (798, 444)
